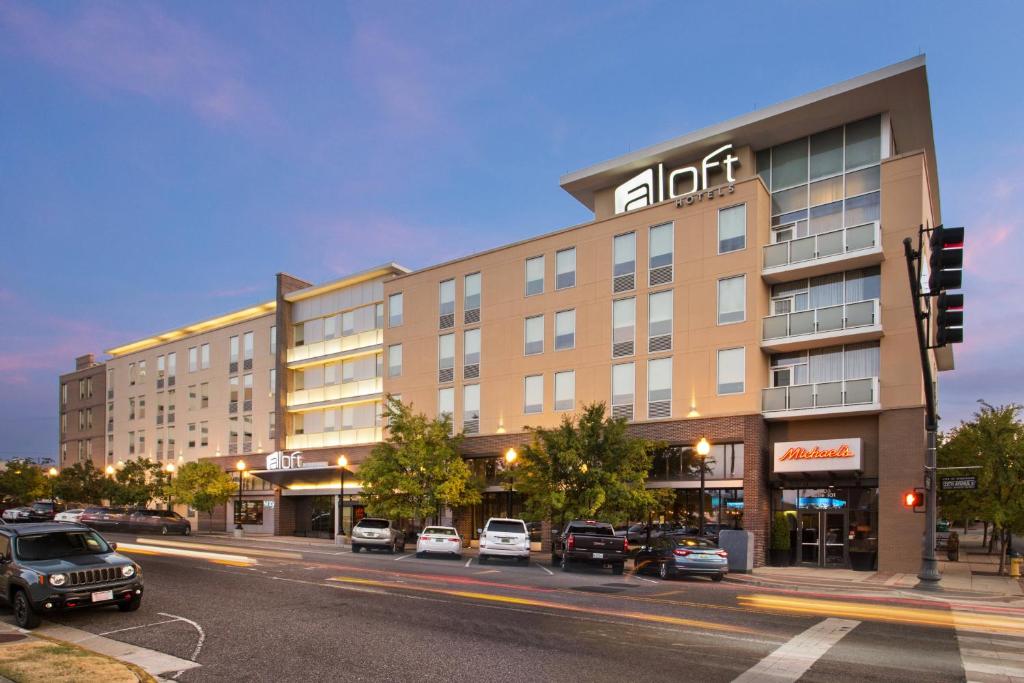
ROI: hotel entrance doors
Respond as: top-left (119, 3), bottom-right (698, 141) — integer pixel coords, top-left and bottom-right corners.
top-left (798, 510), bottom-right (848, 567)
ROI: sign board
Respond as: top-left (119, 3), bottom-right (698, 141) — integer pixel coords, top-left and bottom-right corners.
top-left (614, 144), bottom-right (740, 214)
top-left (773, 438), bottom-right (862, 474)
top-left (266, 451), bottom-right (303, 470)
top-left (940, 475), bottom-right (977, 491)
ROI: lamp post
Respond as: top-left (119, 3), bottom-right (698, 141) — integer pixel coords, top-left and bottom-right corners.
top-left (164, 463), bottom-right (176, 511)
top-left (696, 437), bottom-right (711, 537)
top-left (336, 454), bottom-right (348, 544)
top-left (47, 467), bottom-right (58, 504)
top-left (504, 448), bottom-right (518, 518)
top-left (235, 460), bottom-right (247, 535)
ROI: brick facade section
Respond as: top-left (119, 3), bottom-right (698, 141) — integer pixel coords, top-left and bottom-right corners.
top-left (877, 406), bottom-right (926, 573)
top-left (58, 354), bottom-right (106, 470)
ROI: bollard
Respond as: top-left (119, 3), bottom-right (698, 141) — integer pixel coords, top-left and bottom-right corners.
top-left (1010, 556), bottom-right (1022, 578)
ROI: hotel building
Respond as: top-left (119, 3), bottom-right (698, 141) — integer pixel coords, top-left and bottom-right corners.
top-left (69, 56), bottom-right (949, 571)
top-left (58, 354), bottom-right (107, 469)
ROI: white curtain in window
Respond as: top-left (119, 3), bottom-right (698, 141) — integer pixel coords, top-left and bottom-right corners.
top-left (844, 342), bottom-right (880, 379)
top-left (809, 346), bottom-right (844, 383)
top-left (845, 267), bottom-right (881, 302)
top-left (809, 273), bottom-right (844, 308)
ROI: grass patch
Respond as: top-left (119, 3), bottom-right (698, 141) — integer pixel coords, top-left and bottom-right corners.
top-left (0, 640), bottom-right (149, 682)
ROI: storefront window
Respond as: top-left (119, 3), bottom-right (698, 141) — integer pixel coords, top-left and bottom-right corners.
top-left (234, 501), bottom-right (264, 525)
top-left (648, 444), bottom-right (744, 482)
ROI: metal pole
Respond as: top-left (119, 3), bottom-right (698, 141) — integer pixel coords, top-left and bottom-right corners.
top-left (698, 461), bottom-right (706, 537)
top-left (339, 468), bottom-right (345, 539)
top-left (508, 473), bottom-right (514, 518)
top-left (235, 472), bottom-right (243, 531)
top-left (920, 429), bottom-right (941, 583)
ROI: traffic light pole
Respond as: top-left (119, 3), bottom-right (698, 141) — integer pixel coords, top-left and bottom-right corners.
top-left (903, 235), bottom-right (941, 587)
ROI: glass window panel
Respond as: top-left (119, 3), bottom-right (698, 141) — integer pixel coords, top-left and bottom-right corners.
top-left (771, 138), bottom-right (808, 189)
top-left (554, 371), bottom-right (575, 411)
top-left (613, 233), bottom-right (636, 276)
top-left (809, 127), bottom-right (844, 179)
top-left (613, 298), bottom-right (635, 343)
top-left (388, 345), bottom-right (402, 377)
top-left (809, 273), bottom-right (844, 309)
top-left (464, 329), bottom-right (481, 365)
top-left (771, 185), bottom-right (807, 215)
top-left (718, 204), bottom-right (746, 253)
top-left (389, 293), bottom-right (404, 327)
top-left (809, 200), bottom-right (842, 234)
top-left (756, 148), bottom-right (771, 188)
top-left (464, 273), bottom-right (481, 310)
top-left (809, 346), bottom-right (844, 383)
top-left (324, 315), bottom-right (340, 340)
top-left (717, 276), bottom-right (746, 324)
top-left (438, 388), bottom-right (454, 419)
top-left (439, 279), bottom-right (455, 315)
top-left (525, 315), bottom-right (544, 355)
top-left (845, 166), bottom-right (880, 197)
top-left (648, 357), bottom-right (672, 402)
top-left (772, 208), bottom-right (808, 228)
top-left (525, 256), bottom-right (544, 296)
top-left (243, 332), bottom-right (253, 359)
top-left (809, 175), bottom-right (843, 207)
top-left (648, 290), bottom-right (672, 337)
top-left (845, 116), bottom-right (881, 169)
top-left (844, 342), bottom-right (880, 379)
top-left (556, 248), bottom-right (576, 289)
top-left (612, 363), bottom-right (634, 405)
top-left (524, 375), bottom-right (543, 414)
top-left (717, 348), bottom-right (745, 394)
top-left (230, 336), bottom-right (239, 362)
top-left (463, 385), bottom-right (480, 420)
top-left (844, 191), bottom-right (880, 227)
top-left (649, 223), bottom-right (673, 268)
top-left (438, 334), bottom-right (455, 369)
top-left (845, 266), bottom-right (881, 302)
top-left (554, 310), bottom-right (575, 350)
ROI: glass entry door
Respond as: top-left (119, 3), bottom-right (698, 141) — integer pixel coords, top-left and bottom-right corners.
top-left (798, 510), bottom-right (848, 567)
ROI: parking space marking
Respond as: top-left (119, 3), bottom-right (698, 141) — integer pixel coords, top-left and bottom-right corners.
top-left (158, 612), bottom-right (206, 665)
top-left (464, 557), bottom-right (473, 567)
top-left (632, 575), bottom-right (659, 584)
top-left (537, 564), bottom-right (554, 576)
top-left (475, 569), bottom-right (501, 574)
top-left (97, 618), bottom-right (180, 636)
top-left (394, 553), bottom-right (414, 561)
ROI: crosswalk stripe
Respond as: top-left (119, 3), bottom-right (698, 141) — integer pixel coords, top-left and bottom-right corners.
top-left (732, 618), bottom-right (859, 683)
top-left (957, 627), bottom-right (1024, 681)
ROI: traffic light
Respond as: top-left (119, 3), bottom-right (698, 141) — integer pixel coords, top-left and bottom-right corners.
top-left (936, 292), bottom-right (964, 346)
top-left (928, 225), bottom-right (964, 293)
top-left (903, 489), bottom-right (925, 510)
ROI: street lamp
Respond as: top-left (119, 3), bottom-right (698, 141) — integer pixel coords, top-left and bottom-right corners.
top-left (105, 465), bottom-right (115, 476)
top-left (235, 460), bottom-right (247, 533)
top-left (337, 455), bottom-right (348, 543)
top-left (47, 467), bottom-right (58, 503)
top-left (696, 437), bottom-right (711, 537)
top-left (164, 463), bottom-right (176, 511)
top-left (504, 448), bottom-right (518, 518)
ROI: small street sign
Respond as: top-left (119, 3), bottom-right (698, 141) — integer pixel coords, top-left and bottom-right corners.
top-left (940, 475), bottom-right (978, 491)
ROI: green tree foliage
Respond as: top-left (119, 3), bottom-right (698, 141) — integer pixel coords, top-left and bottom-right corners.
top-left (108, 458), bottom-right (161, 507)
top-left (360, 397), bottom-right (481, 526)
top-left (167, 461), bottom-right (237, 528)
top-left (939, 401), bottom-right (1024, 573)
top-left (0, 459), bottom-right (48, 505)
top-left (53, 461), bottom-right (111, 505)
top-left (514, 402), bottom-right (656, 527)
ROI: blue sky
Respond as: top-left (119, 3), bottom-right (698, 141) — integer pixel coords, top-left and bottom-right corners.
top-left (1, 1), bottom-right (1022, 460)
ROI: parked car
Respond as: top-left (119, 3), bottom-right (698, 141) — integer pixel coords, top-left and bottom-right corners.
top-left (0, 522), bottom-right (144, 629)
top-left (2, 502), bottom-right (59, 523)
top-left (634, 535), bottom-right (729, 581)
top-left (478, 518), bottom-right (530, 564)
top-left (415, 526), bottom-right (463, 559)
top-left (551, 520), bottom-right (629, 574)
top-left (616, 522), bottom-right (697, 544)
top-left (351, 518), bottom-right (406, 553)
top-left (129, 510), bottom-right (191, 536)
top-left (54, 509), bottom-right (86, 524)
top-left (79, 507), bottom-right (130, 533)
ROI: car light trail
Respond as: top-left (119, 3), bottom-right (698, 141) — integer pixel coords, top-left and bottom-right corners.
top-left (134, 538), bottom-right (302, 560)
top-left (117, 542), bottom-right (256, 566)
top-left (330, 576), bottom-right (755, 634)
top-left (737, 594), bottom-right (1024, 635)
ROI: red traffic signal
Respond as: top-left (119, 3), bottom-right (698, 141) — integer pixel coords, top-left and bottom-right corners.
top-left (902, 489), bottom-right (924, 510)
top-left (928, 225), bottom-right (964, 293)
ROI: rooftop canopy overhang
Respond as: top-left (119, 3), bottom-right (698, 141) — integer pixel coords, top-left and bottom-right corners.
top-left (250, 465), bottom-right (358, 496)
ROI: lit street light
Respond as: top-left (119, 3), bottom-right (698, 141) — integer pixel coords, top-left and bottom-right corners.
top-left (696, 437), bottom-right (711, 537)
top-left (505, 448), bottom-right (518, 517)
top-left (336, 454), bottom-right (348, 544)
top-left (235, 460), bottom-right (247, 535)
top-left (164, 462), bottom-right (176, 511)
top-left (46, 467), bottom-right (58, 504)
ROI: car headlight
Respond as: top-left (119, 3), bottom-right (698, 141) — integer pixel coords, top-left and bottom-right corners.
top-left (50, 573), bottom-right (67, 587)
top-left (121, 565), bottom-right (136, 578)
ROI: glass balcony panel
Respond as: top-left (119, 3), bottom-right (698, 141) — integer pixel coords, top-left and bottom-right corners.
top-left (846, 222), bottom-right (876, 251)
top-left (845, 378), bottom-right (874, 404)
top-left (762, 387), bottom-right (788, 412)
top-left (764, 243), bottom-right (790, 268)
top-left (789, 310), bottom-right (815, 336)
top-left (789, 384), bottom-right (814, 409)
top-left (815, 381), bottom-right (843, 407)
top-left (846, 300), bottom-right (876, 327)
top-left (817, 230), bottom-right (843, 258)
top-left (816, 305), bottom-right (844, 332)
top-left (763, 315), bottom-right (790, 340)
top-left (789, 236), bottom-right (816, 263)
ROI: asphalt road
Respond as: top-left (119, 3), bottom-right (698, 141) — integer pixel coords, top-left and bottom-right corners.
top-left (4, 533), bottom-right (1022, 682)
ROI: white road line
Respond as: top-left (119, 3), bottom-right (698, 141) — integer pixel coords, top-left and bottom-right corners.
top-left (464, 557), bottom-right (473, 567)
top-left (956, 628), bottom-right (1024, 680)
top-left (536, 563), bottom-right (554, 576)
top-left (97, 618), bottom-right (180, 636)
top-left (394, 553), bottom-right (414, 561)
top-left (633, 575), bottom-right (659, 584)
top-left (732, 618), bottom-right (859, 683)
top-left (159, 612), bottom-right (206, 664)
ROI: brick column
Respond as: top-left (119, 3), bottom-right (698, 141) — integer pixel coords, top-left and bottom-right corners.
top-left (878, 407), bottom-right (926, 573)
top-left (742, 416), bottom-right (770, 567)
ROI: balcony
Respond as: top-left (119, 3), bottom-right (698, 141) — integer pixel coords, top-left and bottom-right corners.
top-left (762, 221), bottom-right (882, 284)
top-left (286, 427), bottom-right (382, 450)
top-left (761, 299), bottom-right (881, 353)
top-left (762, 377), bottom-right (880, 420)
top-left (287, 329), bottom-right (382, 366)
top-left (287, 377), bottom-right (382, 409)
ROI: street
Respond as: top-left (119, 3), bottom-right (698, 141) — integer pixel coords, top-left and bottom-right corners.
top-left (4, 534), bottom-right (1021, 682)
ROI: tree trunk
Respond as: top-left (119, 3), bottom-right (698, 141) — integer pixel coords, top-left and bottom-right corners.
top-left (982, 521), bottom-right (988, 546)
top-left (989, 525), bottom-right (998, 554)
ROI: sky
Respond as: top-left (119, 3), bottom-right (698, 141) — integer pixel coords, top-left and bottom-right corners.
top-left (1, 1), bottom-right (1022, 461)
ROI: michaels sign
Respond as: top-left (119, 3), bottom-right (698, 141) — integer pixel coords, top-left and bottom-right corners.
top-left (614, 144), bottom-right (740, 214)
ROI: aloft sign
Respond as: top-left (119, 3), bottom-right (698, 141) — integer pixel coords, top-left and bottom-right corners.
top-left (614, 144), bottom-right (740, 214)
top-left (773, 438), bottom-right (863, 474)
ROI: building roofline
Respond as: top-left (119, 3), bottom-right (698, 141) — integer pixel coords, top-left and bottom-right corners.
top-left (284, 263), bottom-right (411, 302)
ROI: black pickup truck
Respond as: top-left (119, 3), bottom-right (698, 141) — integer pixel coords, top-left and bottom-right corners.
top-left (551, 520), bottom-right (629, 574)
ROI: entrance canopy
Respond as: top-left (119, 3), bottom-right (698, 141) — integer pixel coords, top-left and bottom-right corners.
top-left (250, 465), bottom-right (357, 497)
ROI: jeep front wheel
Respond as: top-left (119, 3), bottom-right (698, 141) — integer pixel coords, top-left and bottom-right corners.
top-left (118, 595), bottom-right (142, 612)
top-left (13, 590), bottom-right (40, 629)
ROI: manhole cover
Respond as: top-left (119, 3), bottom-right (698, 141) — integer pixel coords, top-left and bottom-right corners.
top-left (572, 586), bottom-right (625, 594)
top-left (0, 634), bottom-right (26, 643)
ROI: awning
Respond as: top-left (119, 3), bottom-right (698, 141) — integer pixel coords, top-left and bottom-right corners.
top-left (250, 465), bottom-right (359, 496)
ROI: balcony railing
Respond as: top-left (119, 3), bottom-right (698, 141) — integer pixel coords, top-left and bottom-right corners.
top-left (286, 426), bottom-right (382, 450)
top-left (287, 329), bottom-right (382, 364)
top-left (287, 377), bottom-right (382, 408)
top-left (763, 299), bottom-right (879, 341)
top-left (763, 221), bottom-right (880, 272)
top-left (762, 377), bottom-right (879, 414)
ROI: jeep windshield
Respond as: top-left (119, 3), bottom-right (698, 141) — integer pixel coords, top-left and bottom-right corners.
top-left (15, 531), bottom-right (111, 561)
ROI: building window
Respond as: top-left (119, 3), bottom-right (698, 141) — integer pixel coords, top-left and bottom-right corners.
top-left (525, 255), bottom-right (544, 296)
top-left (200, 382), bottom-right (209, 409)
top-left (167, 427), bottom-right (175, 455)
top-left (524, 375), bottom-right (543, 414)
top-left (464, 273), bottom-right (481, 323)
top-left (137, 360), bottom-right (146, 384)
top-left (438, 334), bottom-right (455, 383)
top-left (187, 423), bottom-right (196, 448)
top-left (188, 347), bottom-right (198, 373)
top-left (524, 315), bottom-right (544, 355)
top-left (269, 412), bottom-right (276, 439)
top-left (167, 390), bottom-right (175, 424)
top-left (612, 298), bottom-right (635, 357)
top-left (129, 362), bottom-right (136, 386)
top-left (200, 421), bottom-right (209, 447)
top-left (234, 501), bottom-right (264, 526)
top-left (648, 290), bottom-right (673, 352)
top-left (128, 397), bottom-right (135, 421)
top-left (554, 310), bottom-right (575, 351)
top-left (200, 343), bottom-right (210, 370)
top-left (717, 275), bottom-right (746, 325)
top-left (554, 370), bottom-right (575, 412)
top-left (269, 368), bottom-right (276, 395)
top-left (556, 248), bottom-right (576, 290)
top-left (388, 344), bottom-right (403, 377)
top-left (463, 384), bottom-right (480, 434)
top-left (157, 355), bottom-right (165, 379)
top-left (611, 363), bottom-right (635, 420)
top-left (389, 293), bottom-right (404, 327)
top-left (463, 329), bottom-right (480, 376)
top-left (243, 331), bottom-right (254, 363)
top-left (324, 314), bottom-right (341, 341)
top-left (613, 232), bottom-right (636, 292)
top-left (230, 376), bottom-right (239, 411)
top-left (243, 374), bottom-right (253, 408)
top-left (438, 387), bottom-right (454, 422)
top-left (718, 204), bottom-right (747, 254)
top-left (86, 377), bottom-right (93, 398)
top-left (167, 352), bottom-right (176, 378)
top-left (439, 279), bottom-right (456, 327)
top-left (270, 326), bottom-right (277, 355)
top-left (188, 385), bottom-right (197, 411)
top-left (649, 223), bottom-right (673, 284)
top-left (647, 357), bottom-right (672, 419)
top-left (128, 431), bottom-right (135, 454)
top-left (230, 336), bottom-right (239, 364)
top-left (717, 347), bottom-right (745, 395)
top-left (61, 383), bottom-right (67, 406)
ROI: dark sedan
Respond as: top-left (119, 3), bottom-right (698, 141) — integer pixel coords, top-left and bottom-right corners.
top-left (633, 535), bottom-right (729, 581)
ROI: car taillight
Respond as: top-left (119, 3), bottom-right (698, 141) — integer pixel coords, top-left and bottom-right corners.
top-left (567, 534), bottom-right (575, 550)
top-left (717, 550), bottom-right (728, 557)
top-left (673, 549), bottom-right (691, 557)
top-left (623, 537), bottom-right (629, 553)
top-left (420, 536), bottom-right (431, 542)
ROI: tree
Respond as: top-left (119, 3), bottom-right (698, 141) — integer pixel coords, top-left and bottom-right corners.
top-left (167, 461), bottom-right (236, 529)
top-left (53, 461), bottom-right (111, 505)
top-left (108, 458), bottom-right (161, 507)
top-left (513, 402), bottom-right (657, 528)
top-left (359, 396), bottom-right (481, 528)
top-left (0, 459), bottom-right (47, 506)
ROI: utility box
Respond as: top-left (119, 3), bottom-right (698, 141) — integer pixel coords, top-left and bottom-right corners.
top-left (719, 530), bottom-right (754, 574)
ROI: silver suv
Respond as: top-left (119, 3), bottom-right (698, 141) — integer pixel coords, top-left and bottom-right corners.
top-left (478, 518), bottom-right (530, 564)
top-left (351, 518), bottom-right (406, 553)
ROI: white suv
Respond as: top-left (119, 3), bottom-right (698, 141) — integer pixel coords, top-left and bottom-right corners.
top-left (478, 518), bottom-right (530, 564)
